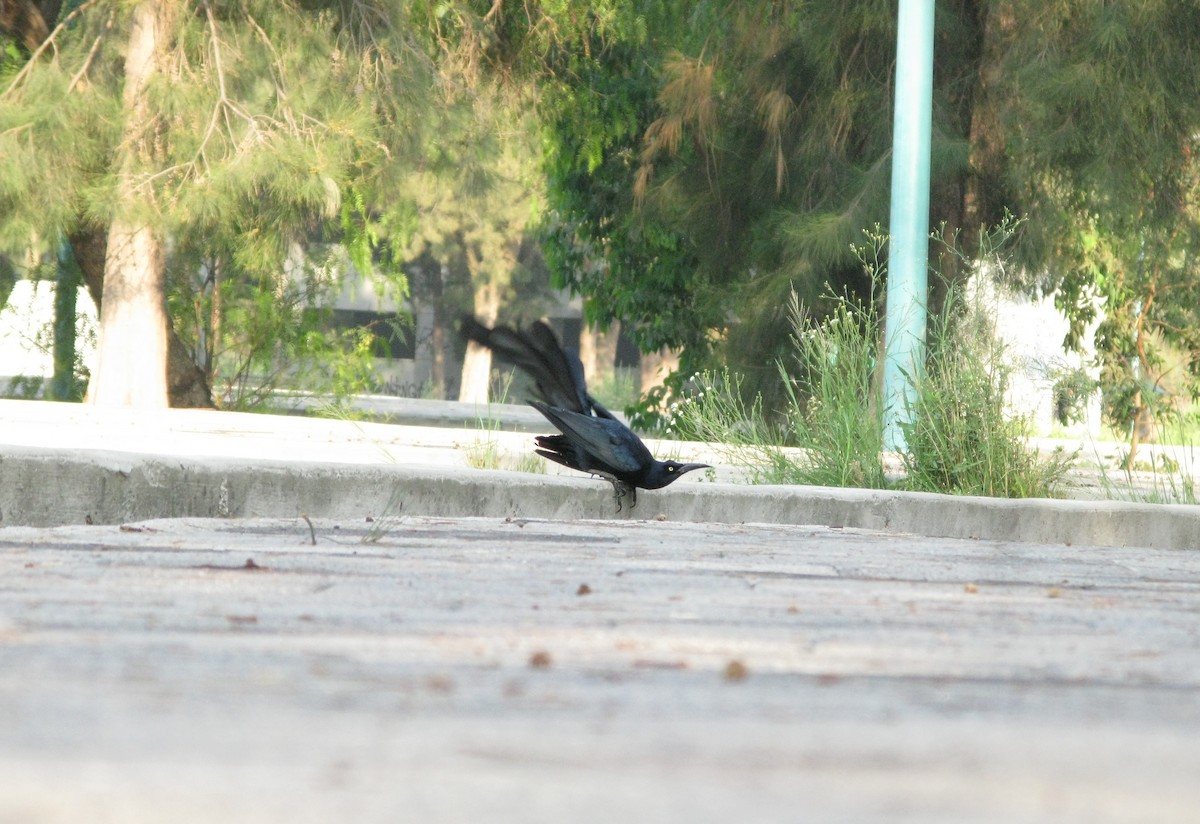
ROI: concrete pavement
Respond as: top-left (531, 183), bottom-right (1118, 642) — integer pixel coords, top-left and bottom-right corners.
top-left (3, 397), bottom-right (1200, 822)
top-left (2, 515), bottom-right (1198, 823)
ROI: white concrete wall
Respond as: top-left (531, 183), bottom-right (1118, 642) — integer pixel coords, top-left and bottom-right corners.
top-left (966, 275), bottom-right (1102, 437)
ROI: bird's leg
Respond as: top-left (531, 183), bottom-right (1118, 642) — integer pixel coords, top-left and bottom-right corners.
top-left (607, 480), bottom-right (635, 513)
top-left (608, 478), bottom-right (626, 512)
top-left (598, 477), bottom-right (635, 512)
top-left (592, 471), bottom-right (634, 513)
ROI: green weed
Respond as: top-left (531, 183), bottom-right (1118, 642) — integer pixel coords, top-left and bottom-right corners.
top-left (676, 222), bottom-right (1075, 499)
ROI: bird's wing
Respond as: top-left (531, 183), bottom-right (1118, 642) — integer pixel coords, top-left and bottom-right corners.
top-left (559, 345), bottom-right (616, 419)
top-left (531, 401), bottom-right (652, 475)
top-left (585, 396), bottom-right (617, 420)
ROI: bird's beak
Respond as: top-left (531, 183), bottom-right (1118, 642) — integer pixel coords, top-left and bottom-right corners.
top-left (679, 463), bottom-right (711, 476)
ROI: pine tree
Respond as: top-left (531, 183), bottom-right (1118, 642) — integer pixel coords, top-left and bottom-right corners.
top-left (1, 0), bottom-right (437, 408)
top-left (538, 0), bottom-right (1200, 425)
top-left (981, 0), bottom-right (1200, 448)
top-left (393, 2), bottom-right (553, 403)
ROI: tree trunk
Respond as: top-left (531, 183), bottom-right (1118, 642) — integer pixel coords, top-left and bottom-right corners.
top-left (166, 317), bottom-right (215, 408)
top-left (579, 320), bottom-right (619, 389)
top-left (429, 320), bottom-right (445, 398)
top-left (49, 242), bottom-right (79, 401)
top-left (962, 2), bottom-right (1014, 240)
top-left (88, 3), bottom-right (170, 409)
top-left (92, 224), bottom-right (168, 408)
top-left (68, 228), bottom-right (106, 308)
top-left (70, 226), bottom-right (213, 408)
top-left (1124, 284), bottom-right (1159, 469)
top-left (639, 346), bottom-right (680, 396)
top-left (425, 258), bottom-right (448, 399)
top-left (458, 269), bottom-right (500, 404)
top-left (0, 0), bottom-right (49, 52)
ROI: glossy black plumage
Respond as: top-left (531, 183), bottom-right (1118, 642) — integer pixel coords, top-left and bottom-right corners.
top-left (459, 317), bottom-right (709, 509)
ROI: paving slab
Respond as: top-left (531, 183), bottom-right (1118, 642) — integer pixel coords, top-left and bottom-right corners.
top-left (1, 515), bottom-right (1198, 823)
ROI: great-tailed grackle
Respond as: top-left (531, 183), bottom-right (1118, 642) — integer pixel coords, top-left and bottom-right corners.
top-left (460, 317), bottom-right (709, 510)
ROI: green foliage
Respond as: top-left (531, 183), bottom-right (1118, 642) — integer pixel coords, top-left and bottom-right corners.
top-left (6, 0), bottom-right (1200, 426)
top-left (898, 220), bottom-right (1076, 497)
top-left (49, 249), bottom-right (83, 401)
top-left (534, 0), bottom-right (1200, 434)
top-left (0, 260), bottom-right (96, 402)
top-left (668, 368), bottom-right (800, 485)
top-left (588, 367), bottom-right (640, 414)
top-left (386, 11), bottom-right (551, 387)
top-left (4, 374), bottom-right (44, 400)
top-left (341, 187), bottom-right (382, 286)
top-left (1093, 415), bottom-right (1198, 506)
top-left (1050, 365), bottom-right (1097, 427)
top-left (0, 254), bottom-right (15, 309)
top-left (673, 277), bottom-right (889, 490)
top-left (0, 1), bottom-right (442, 403)
top-left (535, 2), bottom-right (708, 358)
top-left (538, 2), bottom-right (974, 393)
top-left (1069, 208), bottom-right (1200, 446)
top-left (398, 88), bottom-right (545, 291)
top-left (168, 248), bottom-right (381, 411)
top-left (781, 281), bottom-right (889, 490)
top-left (982, 1), bottom-right (1200, 455)
top-left (675, 221), bottom-right (1074, 499)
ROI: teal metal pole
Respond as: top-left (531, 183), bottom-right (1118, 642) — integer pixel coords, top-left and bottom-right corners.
top-left (882, 0), bottom-right (935, 452)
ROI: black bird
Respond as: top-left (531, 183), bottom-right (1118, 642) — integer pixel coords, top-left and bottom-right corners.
top-left (460, 316), bottom-right (710, 510)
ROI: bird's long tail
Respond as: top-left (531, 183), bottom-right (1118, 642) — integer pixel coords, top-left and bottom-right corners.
top-left (459, 316), bottom-right (611, 417)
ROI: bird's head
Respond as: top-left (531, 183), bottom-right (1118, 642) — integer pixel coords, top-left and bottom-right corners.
top-left (643, 460), bottom-right (711, 490)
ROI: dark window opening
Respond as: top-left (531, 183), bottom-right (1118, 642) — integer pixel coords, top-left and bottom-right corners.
top-left (330, 310), bottom-right (415, 359)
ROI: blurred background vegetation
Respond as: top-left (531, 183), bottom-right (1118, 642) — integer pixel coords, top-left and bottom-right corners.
top-left (2, 1), bottom-right (1199, 466)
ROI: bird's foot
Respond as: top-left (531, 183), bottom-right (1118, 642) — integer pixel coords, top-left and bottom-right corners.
top-left (609, 481), bottom-right (636, 513)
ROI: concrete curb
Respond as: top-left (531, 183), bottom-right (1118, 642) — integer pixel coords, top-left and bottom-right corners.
top-left (3, 444), bottom-right (1198, 550)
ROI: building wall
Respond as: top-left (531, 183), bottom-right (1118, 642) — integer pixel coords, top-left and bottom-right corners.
top-left (0, 281), bottom-right (98, 396)
top-left (966, 275), bottom-right (1102, 437)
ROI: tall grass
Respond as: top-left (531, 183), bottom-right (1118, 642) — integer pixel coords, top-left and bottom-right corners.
top-left (899, 284), bottom-right (1073, 497)
top-left (674, 224), bottom-right (1075, 498)
top-left (463, 371), bottom-right (546, 474)
top-left (1090, 413), bottom-right (1198, 504)
top-left (666, 368), bottom-right (806, 484)
top-left (779, 283), bottom-right (889, 488)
